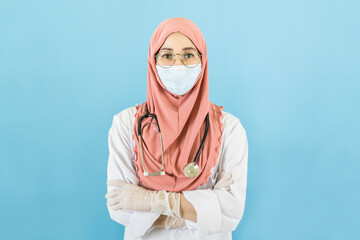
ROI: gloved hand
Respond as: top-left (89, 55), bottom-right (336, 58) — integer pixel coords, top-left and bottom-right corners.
top-left (214, 170), bottom-right (234, 190)
top-left (106, 180), bottom-right (182, 219)
top-left (160, 170), bottom-right (234, 229)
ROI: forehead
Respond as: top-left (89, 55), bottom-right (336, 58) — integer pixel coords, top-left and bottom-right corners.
top-left (159, 32), bottom-right (197, 51)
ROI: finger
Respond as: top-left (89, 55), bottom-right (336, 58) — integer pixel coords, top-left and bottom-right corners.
top-left (111, 202), bottom-right (123, 211)
top-left (223, 179), bottom-right (235, 186)
top-left (224, 172), bottom-right (232, 180)
top-left (107, 196), bottom-right (121, 206)
top-left (218, 171), bottom-right (225, 179)
top-left (105, 189), bottom-right (119, 199)
top-left (105, 188), bottom-right (122, 199)
top-left (226, 178), bottom-right (235, 184)
top-left (107, 179), bottom-right (127, 187)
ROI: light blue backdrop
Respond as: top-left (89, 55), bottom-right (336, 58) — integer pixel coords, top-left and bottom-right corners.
top-left (1, 0), bottom-right (359, 239)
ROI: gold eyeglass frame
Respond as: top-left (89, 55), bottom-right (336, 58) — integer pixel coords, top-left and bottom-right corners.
top-left (154, 50), bottom-right (203, 68)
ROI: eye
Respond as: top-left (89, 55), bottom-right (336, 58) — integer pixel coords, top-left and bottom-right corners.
top-left (162, 54), bottom-right (173, 59)
top-left (158, 51), bottom-right (174, 59)
top-left (184, 53), bottom-right (195, 59)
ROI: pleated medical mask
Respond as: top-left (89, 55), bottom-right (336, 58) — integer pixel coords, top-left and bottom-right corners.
top-left (156, 64), bottom-right (202, 96)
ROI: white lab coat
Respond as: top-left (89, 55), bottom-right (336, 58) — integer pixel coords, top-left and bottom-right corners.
top-left (106, 106), bottom-right (248, 240)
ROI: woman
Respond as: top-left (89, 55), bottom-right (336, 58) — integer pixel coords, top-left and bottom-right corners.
top-left (105, 17), bottom-right (248, 240)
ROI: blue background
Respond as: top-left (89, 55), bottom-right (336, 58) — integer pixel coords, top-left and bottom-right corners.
top-left (1, 0), bottom-right (359, 239)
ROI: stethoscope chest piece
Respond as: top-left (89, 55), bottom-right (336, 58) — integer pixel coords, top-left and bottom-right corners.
top-left (184, 162), bottom-right (199, 178)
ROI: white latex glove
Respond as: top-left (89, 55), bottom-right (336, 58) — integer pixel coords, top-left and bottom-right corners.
top-left (106, 180), bottom-right (182, 218)
top-left (163, 215), bottom-right (186, 229)
top-left (162, 170), bottom-right (234, 229)
top-left (214, 170), bottom-right (234, 190)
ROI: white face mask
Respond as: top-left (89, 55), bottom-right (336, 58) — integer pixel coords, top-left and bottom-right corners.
top-left (156, 64), bottom-right (202, 95)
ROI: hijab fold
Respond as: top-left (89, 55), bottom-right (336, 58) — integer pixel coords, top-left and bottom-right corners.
top-left (132, 17), bottom-right (224, 192)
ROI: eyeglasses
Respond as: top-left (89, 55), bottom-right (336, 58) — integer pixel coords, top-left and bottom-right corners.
top-left (154, 50), bottom-right (202, 68)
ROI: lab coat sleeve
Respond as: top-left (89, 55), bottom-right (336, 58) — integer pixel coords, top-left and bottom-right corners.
top-left (107, 111), bottom-right (161, 238)
top-left (182, 119), bottom-right (248, 239)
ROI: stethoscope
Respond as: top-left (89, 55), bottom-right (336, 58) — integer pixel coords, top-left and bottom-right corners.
top-left (137, 103), bottom-right (209, 178)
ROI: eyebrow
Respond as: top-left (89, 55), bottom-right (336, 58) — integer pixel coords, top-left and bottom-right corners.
top-left (159, 47), bottom-right (197, 51)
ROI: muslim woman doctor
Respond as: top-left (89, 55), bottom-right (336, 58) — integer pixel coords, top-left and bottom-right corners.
top-left (105, 17), bottom-right (248, 240)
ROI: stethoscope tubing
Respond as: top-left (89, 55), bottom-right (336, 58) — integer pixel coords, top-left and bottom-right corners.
top-left (137, 103), bottom-right (209, 177)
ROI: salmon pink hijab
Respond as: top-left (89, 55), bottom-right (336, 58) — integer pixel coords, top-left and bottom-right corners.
top-left (132, 17), bottom-right (223, 192)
